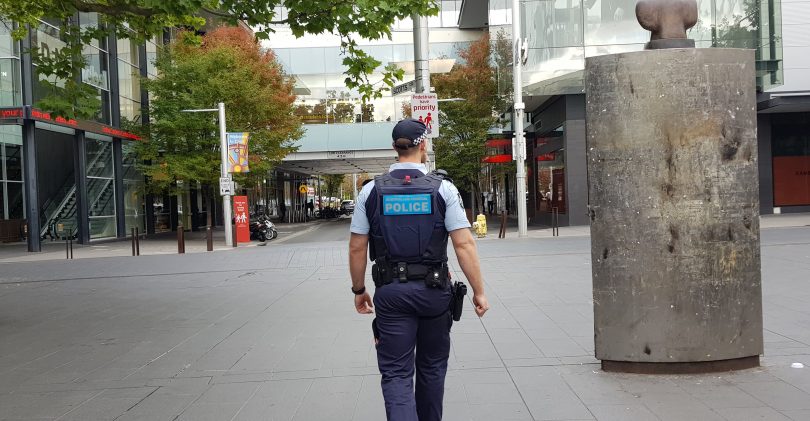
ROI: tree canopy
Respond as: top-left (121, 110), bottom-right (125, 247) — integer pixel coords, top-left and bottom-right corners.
top-left (135, 26), bottom-right (301, 193)
top-left (2, 0), bottom-right (438, 118)
top-left (432, 34), bottom-right (498, 193)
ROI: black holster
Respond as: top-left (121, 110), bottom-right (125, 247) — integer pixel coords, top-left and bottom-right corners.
top-left (450, 281), bottom-right (467, 322)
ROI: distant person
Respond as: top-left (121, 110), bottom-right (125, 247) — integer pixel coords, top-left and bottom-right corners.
top-left (307, 199), bottom-right (314, 218)
top-left (487, 191), bottom-right (495, 214)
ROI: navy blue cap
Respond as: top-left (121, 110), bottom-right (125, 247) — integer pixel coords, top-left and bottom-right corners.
top-left (392, 118), bottom-right (428, 147)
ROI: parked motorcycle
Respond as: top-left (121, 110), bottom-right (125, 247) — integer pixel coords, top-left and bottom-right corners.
top-left (249, 214), bottom-right (278, 242)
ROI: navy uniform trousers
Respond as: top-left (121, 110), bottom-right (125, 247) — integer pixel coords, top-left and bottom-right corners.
top-left (373, 280), bottom-right (452, 421)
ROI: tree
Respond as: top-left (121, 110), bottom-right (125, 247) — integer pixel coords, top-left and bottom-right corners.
top-left (323, 174), bottom-right (345, 205)
top-left (431, 34), bottom-right (498, 206)
top-left (135, 27), bottom-right (301, 195)
top-left (2, 0), bottom-right (439, 118)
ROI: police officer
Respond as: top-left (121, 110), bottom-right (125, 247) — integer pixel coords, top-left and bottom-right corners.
top-left (348, 118), bottom-right (490, 421)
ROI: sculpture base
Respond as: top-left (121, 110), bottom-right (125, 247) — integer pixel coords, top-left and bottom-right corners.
top-left (602, 356), bottom-right (760, 374)
top-left (646, 38), bottom-right (696, 49)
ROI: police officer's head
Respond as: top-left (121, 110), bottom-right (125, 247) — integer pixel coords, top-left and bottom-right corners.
top-left (392, 118), bottom-right (428, 163)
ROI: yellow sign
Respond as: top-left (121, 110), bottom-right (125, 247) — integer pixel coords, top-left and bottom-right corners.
top-left (299, 185), bottom-right (308, 194)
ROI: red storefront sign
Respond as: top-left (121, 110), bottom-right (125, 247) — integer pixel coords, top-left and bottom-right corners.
top-left (0, 106), bottom-right (141, 140)
top-left (482, 154), bottom-right (512, 164)
top-left (232, 196), bottom-right (251, 243)
top-left (536, 153), bottom-right (556, 161)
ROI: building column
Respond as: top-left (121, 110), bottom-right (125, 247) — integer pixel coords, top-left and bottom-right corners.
top-left (113, 138), bottom-right (126, 238)
top-left (564, 94), bottom-right (589, 226)
top-left (20, 25), bottom-right (40, 252)
top-left (757, 114), bottom-right (774, 215)
top-left (145, 192), bottom-right (155, 234)
top-left (73, 131), bottom-right (90, 244)
top-left (21, 120), bottom-right (39, 252)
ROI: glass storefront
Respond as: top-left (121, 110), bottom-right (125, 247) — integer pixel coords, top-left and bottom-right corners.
top-left (512, 0), bottom-right (783, 95)
top-left (86, 136), bottom-right (116, 238)
top-left (35, 125), bottom-right (76, 239)
top-left (277, 40), bottom-right (472, 126)
top-left (772, 112), bottom-right (810, 207)
top-left (122, 140), bottom-right (145, 234)
top-left (1, 126), bottom-right (24, 220)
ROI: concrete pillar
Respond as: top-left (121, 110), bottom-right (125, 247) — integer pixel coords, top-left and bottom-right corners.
top-left (586, 48), bottom-right (763, 373)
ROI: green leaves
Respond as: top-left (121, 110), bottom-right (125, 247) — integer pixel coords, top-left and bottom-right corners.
top-left (136, 27), bottom-right (301, 193)
top-left (4, 0), bottom-right (438, 114)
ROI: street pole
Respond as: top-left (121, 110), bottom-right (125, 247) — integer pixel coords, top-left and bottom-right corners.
top-left (512, 0), bottom-right (528, 238)
top-left (218, 102), bottom-right (233, 246)
top-left (413, 13), bottom-right (435, 171)
top-left (352, 173), bottom-right (358, 202)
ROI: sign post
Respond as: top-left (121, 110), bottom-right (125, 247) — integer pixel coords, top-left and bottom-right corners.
top-left (232, 196), bottom-right (250, 243)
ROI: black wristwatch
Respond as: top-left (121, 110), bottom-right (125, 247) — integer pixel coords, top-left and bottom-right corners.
top-left (351, 286), bottom-right (366, 295)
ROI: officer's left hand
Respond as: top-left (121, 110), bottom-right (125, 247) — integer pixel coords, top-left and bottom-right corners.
top-left (355, 292), bottom-right (374, 314)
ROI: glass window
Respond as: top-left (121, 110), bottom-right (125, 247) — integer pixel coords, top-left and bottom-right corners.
top-left (288, 47), bottom-right (325, 74)
top-left (0, 57), bottom-right (21, 107)
top-left (323, 47), bottom-right (345, 74)
top-left (4, 144), bottom-right (21, 181)
top-left (82, 45), bottom-right (109, 90)
top-left (118, 60), bottom-right (140, 100)
top-left (117, 37), bottom-right (139, 66)
top-left (86, 138), bottom-right (116, 239)
top-left (86, 138), bottom-right (114, 178)
top-left (6, 182), bottom-right (24, 219)
top-left (0, 19), bottom-right (18, 57)
top-left (146, 38), bottom-right (158, 77)
top-left (120, 96), bottom-right (141, 122)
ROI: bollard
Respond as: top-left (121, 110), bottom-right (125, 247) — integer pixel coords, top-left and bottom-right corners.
top-left (66, 237), bottom-right (70, 259)
top-left (232, 224), bottom-right (237, 248)
top-left (552, 207), bottom-right (560, 237)
top-left (135, 227), bottom-right (140, 256)
top-left (206, 226), bottom-right (213, 251)
top-left (177, 223), bottom-right (185, 254)
top-left (131, 228), bottom-right (136, 256)
top-left (498, 211), bottom-right (507, 239)
top-left (69, 237), bottom-right (73, 259)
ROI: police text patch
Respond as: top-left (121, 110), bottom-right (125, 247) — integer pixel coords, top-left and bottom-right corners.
top-left (383, 194), bottom-right (432, 215)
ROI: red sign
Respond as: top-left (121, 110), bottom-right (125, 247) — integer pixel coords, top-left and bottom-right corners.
top-left (774, 156), bottom-right (810, 206)
top-left (0, 108), bottom-right (23, 119)
top-left (482, 154), bottom-right (512, 164)
top-left (232, 196), bottom-right (251, 243)
top-left (537, 153), bottom-right (556, 161)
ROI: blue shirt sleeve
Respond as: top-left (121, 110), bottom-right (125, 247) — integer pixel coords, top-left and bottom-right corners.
top-left (350, 181), bottom-right (375, 235)
top-left (440, 181), bottom-right (471, 231)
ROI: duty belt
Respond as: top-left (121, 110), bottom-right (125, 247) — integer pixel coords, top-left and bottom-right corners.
top-left (372, 261), bottom-right (449, 289)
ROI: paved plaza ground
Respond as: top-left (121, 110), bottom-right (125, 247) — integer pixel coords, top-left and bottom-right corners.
top-left (0, 216), bottom-right (809, 420)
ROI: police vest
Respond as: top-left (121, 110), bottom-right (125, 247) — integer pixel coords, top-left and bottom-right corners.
top-left (366, 169), bottom-right (449, 265)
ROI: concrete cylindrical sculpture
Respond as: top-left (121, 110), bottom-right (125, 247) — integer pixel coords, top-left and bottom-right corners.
top-left (586, 48), bottom-right (763, 373)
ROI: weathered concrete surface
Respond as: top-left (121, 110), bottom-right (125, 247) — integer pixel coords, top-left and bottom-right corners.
top-left (585, 48), bottom-right (763, 364)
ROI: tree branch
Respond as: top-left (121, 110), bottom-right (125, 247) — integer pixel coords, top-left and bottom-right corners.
top-left (72, 0), bottom-right (155, 17)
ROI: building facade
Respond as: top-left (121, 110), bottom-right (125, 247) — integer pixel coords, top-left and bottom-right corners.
top-left (0, 16), bottom-right (155, 251)
top-left (463, 0), bottom-right (807, 226)
top-left (265, 1), bottom-right (486, 218)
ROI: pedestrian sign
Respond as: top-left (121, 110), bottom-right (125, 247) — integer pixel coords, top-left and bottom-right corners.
top-left (411, 94), bottom-right (439, 138)
top-left (219, 177), bottom-right (233, 196)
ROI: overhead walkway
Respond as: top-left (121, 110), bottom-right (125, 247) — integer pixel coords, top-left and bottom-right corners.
top-left (279, 122), bottom-right (412, 175)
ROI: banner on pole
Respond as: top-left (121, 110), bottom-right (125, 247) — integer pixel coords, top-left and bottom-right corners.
top-left (232, 196), bottom-right (251, 243)
top-left (227, 132), bottom-right (250, 173)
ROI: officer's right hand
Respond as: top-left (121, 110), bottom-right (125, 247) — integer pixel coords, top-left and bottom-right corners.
top-left (473, 294), bottom-right (490, 317)
top-left (355, 292), bottom-right (374, 314)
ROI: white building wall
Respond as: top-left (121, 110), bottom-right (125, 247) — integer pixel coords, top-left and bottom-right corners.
top-left (769, 0), bottom-right (810, 92)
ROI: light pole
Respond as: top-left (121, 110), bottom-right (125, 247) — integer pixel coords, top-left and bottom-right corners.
top-left (181, 102), bottom-right (233, 246)
top-left (512, 0), bottom-right (529, 238)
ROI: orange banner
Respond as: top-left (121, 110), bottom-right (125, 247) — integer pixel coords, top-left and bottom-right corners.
top-left (773, 156), bottom-right (810, 206)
